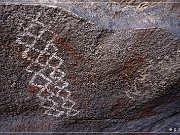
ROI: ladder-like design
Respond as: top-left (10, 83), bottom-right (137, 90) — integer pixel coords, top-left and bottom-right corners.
top-left (16, 13), bottom-right (79, 117)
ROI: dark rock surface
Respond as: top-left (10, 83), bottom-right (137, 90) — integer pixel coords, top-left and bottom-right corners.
top-left (0, 3), bottom-right (180, 133)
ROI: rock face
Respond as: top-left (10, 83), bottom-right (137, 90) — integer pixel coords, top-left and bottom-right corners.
top-left (57, 0), bottom-right (180, 38)
top-left (0, 3), bottom-right (180, 133)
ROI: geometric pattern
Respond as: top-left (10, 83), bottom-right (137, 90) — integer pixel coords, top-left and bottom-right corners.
top-left (16, 13), bottom-right (79, 117)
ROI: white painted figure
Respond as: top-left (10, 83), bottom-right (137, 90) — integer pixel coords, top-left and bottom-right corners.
top-left (16, 12), bottom-right (79, 117)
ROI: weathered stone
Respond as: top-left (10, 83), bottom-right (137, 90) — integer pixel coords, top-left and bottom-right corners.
top-left (0, 3), bottom-right (179, 133)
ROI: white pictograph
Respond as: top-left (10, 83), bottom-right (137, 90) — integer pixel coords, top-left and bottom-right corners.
top-left (16, 13), bottom-right (79, 117)
top-left (126, 47), bottom-right (180, 100)
top-left (125, 79), bottom-right (149, 100)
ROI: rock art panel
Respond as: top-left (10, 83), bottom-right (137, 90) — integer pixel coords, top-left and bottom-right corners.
top-left (0, 3), bottom-right (180, 133)
top-left (15, 12), bottom-right (79, 118)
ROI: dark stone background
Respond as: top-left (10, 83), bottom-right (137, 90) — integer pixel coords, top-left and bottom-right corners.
top-left (0, 3), bottom-right (179, 134)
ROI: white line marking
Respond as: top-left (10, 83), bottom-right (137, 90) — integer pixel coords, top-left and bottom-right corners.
top-left (15, 12), bottom-right (79, 117)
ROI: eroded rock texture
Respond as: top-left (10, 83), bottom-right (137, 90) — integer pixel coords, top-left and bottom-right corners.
top-left (0, 3), bottom-right (179, 133)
